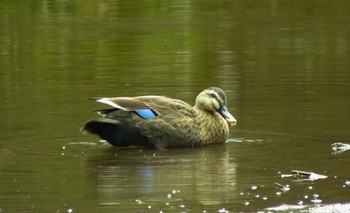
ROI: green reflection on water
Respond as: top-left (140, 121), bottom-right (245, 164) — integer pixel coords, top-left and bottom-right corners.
top-left (1, 0), bottom-right (350, 212)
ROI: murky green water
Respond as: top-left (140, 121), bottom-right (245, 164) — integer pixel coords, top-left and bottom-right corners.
top-left (1, 0), bottom-right (350, 212)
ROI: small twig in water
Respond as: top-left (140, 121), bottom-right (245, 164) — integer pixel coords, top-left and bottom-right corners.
top-left (274, 182), bottom-right (290, 192)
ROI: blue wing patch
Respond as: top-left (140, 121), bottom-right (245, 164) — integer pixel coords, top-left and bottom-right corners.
top-left (134, 109), bottom-right (157, 119)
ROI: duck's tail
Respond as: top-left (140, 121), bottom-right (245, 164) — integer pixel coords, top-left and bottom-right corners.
top-left (80, 117), bottom-right (149, 146)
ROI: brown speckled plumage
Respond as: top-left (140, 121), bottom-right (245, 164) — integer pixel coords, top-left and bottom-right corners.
top-left (81, 87), bottom-right (237, 147)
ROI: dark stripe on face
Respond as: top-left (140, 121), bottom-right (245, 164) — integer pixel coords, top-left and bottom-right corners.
top-left (208, 87), bottom-right (226, 104)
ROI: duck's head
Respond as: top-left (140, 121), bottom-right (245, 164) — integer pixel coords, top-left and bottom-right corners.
top-left (195, 87), bottom-right (237, 125)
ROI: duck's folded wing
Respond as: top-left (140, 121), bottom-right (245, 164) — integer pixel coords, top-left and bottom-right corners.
top-left (91, 95), bottom-right (198, 146)
top-left (137, 115), bottom-right (196, 147)
top-left (94, 96), bottom-right (194, 117)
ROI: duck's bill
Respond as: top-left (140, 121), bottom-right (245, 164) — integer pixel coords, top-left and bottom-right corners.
top-left (218, 105), bottom-right (237, 125)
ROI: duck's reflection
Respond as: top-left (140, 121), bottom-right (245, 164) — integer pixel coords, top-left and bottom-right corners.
top-left (88, 144), bottom-right (237, 207)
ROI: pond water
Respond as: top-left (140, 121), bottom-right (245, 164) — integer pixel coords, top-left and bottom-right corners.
top-left (1, 0), bottom-right (350, 212)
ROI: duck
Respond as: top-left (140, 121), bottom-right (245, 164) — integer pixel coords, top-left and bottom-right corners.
top-left (81, 87), bottom-right (237, 147)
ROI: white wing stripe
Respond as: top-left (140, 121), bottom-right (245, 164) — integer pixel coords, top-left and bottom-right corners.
top-left (97, 98), bottom-right (128, 110)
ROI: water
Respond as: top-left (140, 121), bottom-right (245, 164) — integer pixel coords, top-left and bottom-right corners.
top-left (1, 0), bottom-right (350, 212)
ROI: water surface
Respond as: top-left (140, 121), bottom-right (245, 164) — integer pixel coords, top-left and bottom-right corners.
top-left (1, 0), bottom-right (350, 212)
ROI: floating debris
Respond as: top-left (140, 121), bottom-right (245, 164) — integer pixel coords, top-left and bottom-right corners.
top-left (292, 170), bottom-right (328, 181)
top-left (62, 201), bottom-right (73, 213)
top-left (218, 208), bottom-right (229, 213)
top-left (251, 185), bottom-right (258, 190)
top-left (276, 191), bottom-right (282, 196)
top-left (281, 170), bottom-right (328, 181)
top-left (332, 142), bottom-right (350, 153)
top-left (172, 189), bottom-right (180, 194)
top-left (281, 174), bottom-right (294, 178)
top-left (309, 194), bottom-right (323, 205)
top-left (274, 182), bottom-right (290, 192)
top-left (242, 200), bottom-right (250, 206)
